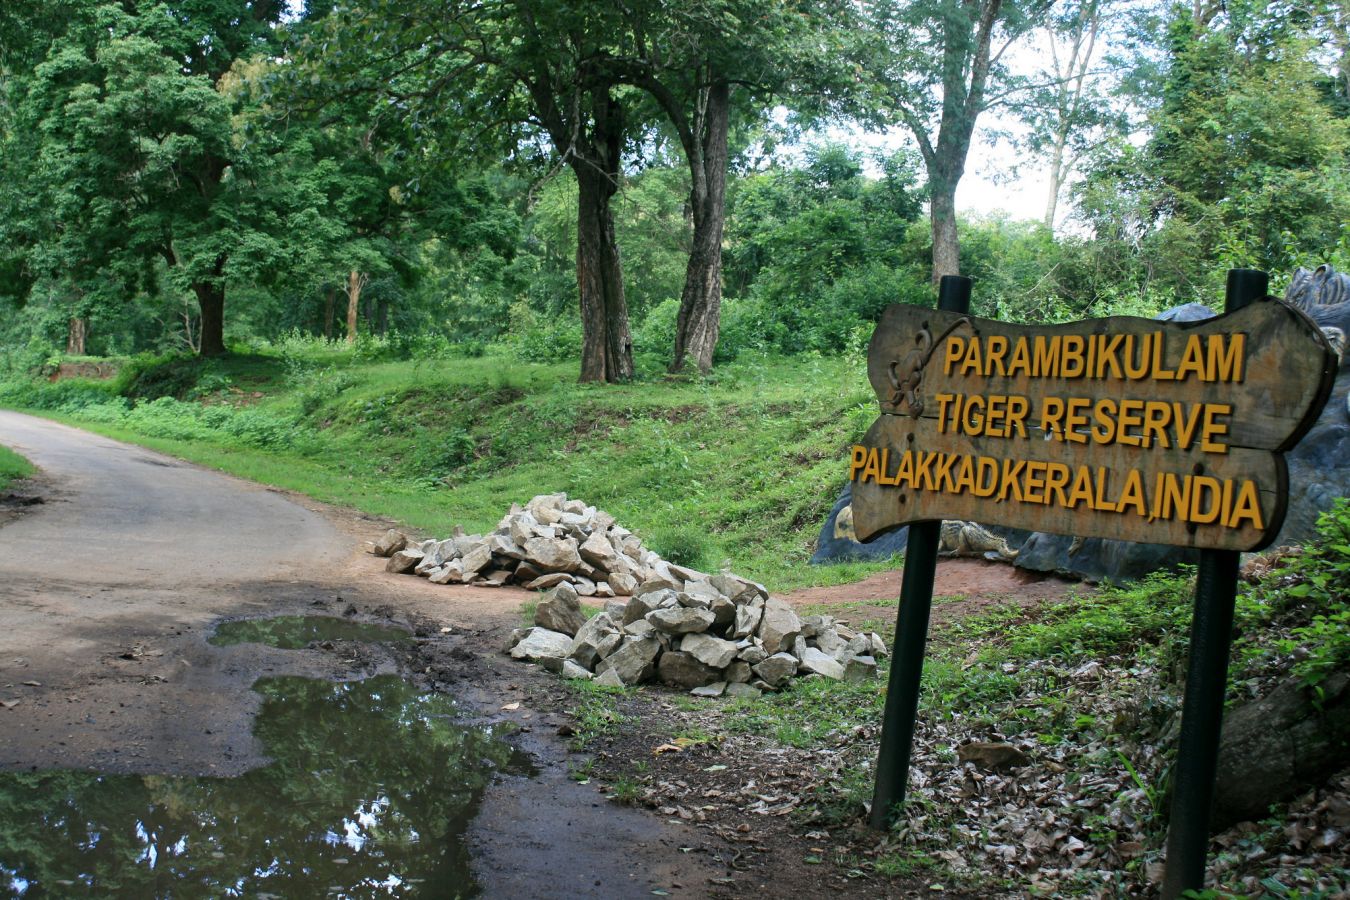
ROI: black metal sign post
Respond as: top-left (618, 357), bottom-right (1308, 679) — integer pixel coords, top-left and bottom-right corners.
top-left (869, 274), bottom-right (972, 828)
top-left (1161, 268), bottom-right (1266, 898)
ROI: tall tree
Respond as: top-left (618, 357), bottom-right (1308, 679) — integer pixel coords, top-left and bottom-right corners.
top-left (300, 1), bottom-right (639, 382)
top-left (604, 2), bottom-right (853, 374)
top-left (863, 0), bottom-right (1051, 282)
top-left (11, 1), bottom-right (288, 356)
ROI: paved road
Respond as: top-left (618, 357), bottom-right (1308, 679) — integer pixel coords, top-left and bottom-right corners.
top-left (0, 410), bottom-right (345, 588)
top-left (0, 411), bottom-right (718, 897)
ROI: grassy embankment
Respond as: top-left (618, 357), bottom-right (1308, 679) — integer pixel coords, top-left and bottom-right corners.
top-left (0, 445), bottom-right (34, 491)
top-left (0, 346), bottom-right (886, 589)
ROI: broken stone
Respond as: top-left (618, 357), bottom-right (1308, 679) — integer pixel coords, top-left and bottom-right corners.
top-left (737, 644), bottom-right (768, 665)
top-left (958, 742), bottom-right (1031, 771)
top-left (667, 563), bottom-right (708, 582)
top-left (429, 559), bottom-right (464, 584)
top-left (509, 512), bottom-right (539, 547)
top-left (483, 568), bottom-right (512, 587)
top-left (657, 651), bottom-right (723, 689)
top-left (568, 612), bottom-right (622, 668)
top-left (460, 543), bottom-right (493, 576)
top-left (866, 632), bottom-right (889, 658)
top-left (843, 655), bottom-right (879, 682)
top-left (710, 595), bottom-right (736, 627)
top-left (594, 582), bottom-right (615, 599)
top-left (710, 573), bottom-right (763, 604)
top-left (725, 660), bottom-right (753, 683)
top-left (800, 615), bottom-right (835, 638)
top-left (758, 598), bottom-right (801, 654)
top-left (524, 573), bottom-right (573, 591)
top-left (522, 536), bottom-right (582, 572)
top-left (753, 653), bottom-right (799, 688)
top-left (798, 647), bottom-right (846, 680)
top-left (385, 549), bottom-right (424, 574)
top-left (725, 682), bottom-right (762, 699)
top-left (509, 627), bottom-right (572, 664)
top-left (534, 583), bottom-right (586, 637)
top-left (488, 533), bottom-right (525, 559)
top-left (594, 636), bottom-right (660, 685)
top-left (572, 577), bottom-right (597, 597)
top-left (646, 606), bottom-right (716, 635)
top-left (814, 627), bottom-right (852, 661)
top-left (579, 531), bottom-right (619, 571)
top-left (680, 632), bottom-right (739, 669)
top-left (372, 529), bottom-right (408, 557)
top-left (609, 572), bottom-right (638, 596)
top-left (690, 682), bottom-right (727, 697)
top-left (594, 668), bottom-right (625, 688)
top-left (734, 597), bottom-right (765, 639)
top-left (623, 620), bottom-right (657, 640)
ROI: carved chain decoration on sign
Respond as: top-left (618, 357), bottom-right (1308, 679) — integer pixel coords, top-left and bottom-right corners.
top-left (850, 301), bottom-right (1337, 552)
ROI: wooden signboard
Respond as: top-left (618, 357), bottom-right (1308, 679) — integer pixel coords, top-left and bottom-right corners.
top-left (850, 300), bottom-right (1338, 551)
top-left (859, 275), bottom-right (1339, 899)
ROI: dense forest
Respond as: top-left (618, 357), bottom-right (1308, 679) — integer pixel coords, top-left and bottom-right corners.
top-left (0, 0), bottom-right (1346, 378)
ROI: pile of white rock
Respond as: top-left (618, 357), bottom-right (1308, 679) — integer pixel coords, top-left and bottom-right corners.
top-left (507, 573), bottom-right (887, 696)
top-left (372, 493), bottom-right (669, 597)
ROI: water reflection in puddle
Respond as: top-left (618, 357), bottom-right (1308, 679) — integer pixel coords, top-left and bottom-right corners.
top-left (208, 616), bottom-right (413, 649)
top-left (0, 676), bottom-right (529, 897)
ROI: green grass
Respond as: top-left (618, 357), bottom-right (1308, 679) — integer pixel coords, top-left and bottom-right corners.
top-left (0, 347), bottom-right (889, 590)
top-left (0, 445), bottom-right (34, 491)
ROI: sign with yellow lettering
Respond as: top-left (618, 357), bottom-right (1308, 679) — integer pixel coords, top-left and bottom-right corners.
top-left (850, 300), bottom-right (1337, 551)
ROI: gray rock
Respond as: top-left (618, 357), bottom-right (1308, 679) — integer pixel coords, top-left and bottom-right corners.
top-left (623, 619), bottom-right (657, 639)
top-left (725, 682), bottom-right (762, 699)
top-left (843, 655), bottom-right (879, 682)
top-left (710, 596), bottom-right (737, 627)
top-left (635, 577), bottom-right (683, 597)
top-left (509, 512), bottom-right (539, 547)
top-left (814, 628), bottom-right (852, 662)
top-left (509, 627), bottom-right (573, 663)
top-left (621, 591), bottom-right (662, 626)
top-left (690, 682), bottom-right (727, 697)
top-left (680, 632), bottom-right (739, 669)
top-left (569, 612), bottom-right (622, 668)
top-left (866, 632), bottom-right (889, 658)
top-left (372, 529), bottom-right (409, 557)
top-left (460, 542), bottom-right (493, 576)
top-left (561, 659), bottom-right (594, 680)
top-left (594, 581), bottom-right (615, 598)
top-left (657, 651), bottom-right (723, 688)
top-left (595, 636), bottom-right (661, 685)
top-left (514, 561), bottom-right (542, 582)
top-left (847, 634), bottom-right (873, 658)
top-left (534, 583), bottom-right (586, 637)
top-left (646, 606), bottom-right (717, 635)
top-left (710, 573), bottom-right (765, 604)
top-left (483, 568), bottom-right (512, 586)
top-left (734, 597), bottom-right (764, 639)
top-left (414, 549), bottom-right (444, 575)
top-left (792, 635), bottom-right (809, 660)
top-left (488, 533), bottom-right (525, 560)
top-left (668, 563), bottom-right (708, 582)
top-left (757, 598), bottom-right (801, 654)
top-left (572, 576), bottom-right (597, 597)
top-left (524, 573), bottom-right (573, 591)
top-left (594, 667), bottom-right (625, 688)
top-left (800, 615), bottom-right (834, 638)
top-left (579, 531), bottom-right (619, 571)
top-left (737, 645), bottom-right (768, 665)
top-left (798, 647), bottom-right (846, 680)
top-left (753, 653), bottom-right (799, 688)
top-left (609, 572), bottom-right (638, 596)
top-left (385, 549), bottom-right (424, 574)
top-left (523, 536), bottom-right (582, 573)
top-left (684, 580), bottom-right (725, 606)
top-left (725, 661), bottom-right (753, 683)
top-left (604, 599), bottom-right (627, 620)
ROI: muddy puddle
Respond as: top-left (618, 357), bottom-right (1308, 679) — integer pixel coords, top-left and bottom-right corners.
top-left (0, 675), bottom-right (530, 897)
top-left (208, 615), bottom-right (413, 650)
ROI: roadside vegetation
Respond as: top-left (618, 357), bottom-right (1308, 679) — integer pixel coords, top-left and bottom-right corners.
top-left (0, 445), bottom-right (33, 491)
top-left (560, 502), bottom-right (1350, 896)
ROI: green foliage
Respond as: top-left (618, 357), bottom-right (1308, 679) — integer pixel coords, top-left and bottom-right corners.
top-left (645, 526), bottom-right (718, 572)
top-left (0, 445), bottom-right (35, 491)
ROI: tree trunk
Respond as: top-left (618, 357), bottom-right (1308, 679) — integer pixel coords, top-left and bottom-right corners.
top-left (574, 164), bottom-right (634, 383)
top-left (323, 287), bottom-right (336, 341)
top-left (376, 298), bottom-right (389, 336)
top-left (1044, 132), bottom-right (1068, 228)
top-left (671, 80), bottom-right (731, 376)
top-left (193, 281), bottom-right (226, 357)
top-left (929, 176), bottom-right (961, 283)
top-left (66, 317), bottom-right (87, 356)
top-left (346, 269), bottom-right (363, 345)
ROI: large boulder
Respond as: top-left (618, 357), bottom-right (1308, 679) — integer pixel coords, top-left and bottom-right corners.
top-left (680, 632), bottom-right (739, 669)
top-left (647, 606), bottom-right (716, 635)
top-left (373, 529), bottom-right (409, 557)
top-left (509, 627), bottom-right (573, 664)
top-left (534, 583), bottom-right (586, 636)
top-left (523, 536), bottom-right (582, 573)
top-left (757, 598), bottom-right (802, 654)
top-left (595, 636), bottom-right (661, 685)
top-left (657, 651), bottom-right (723, 689)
